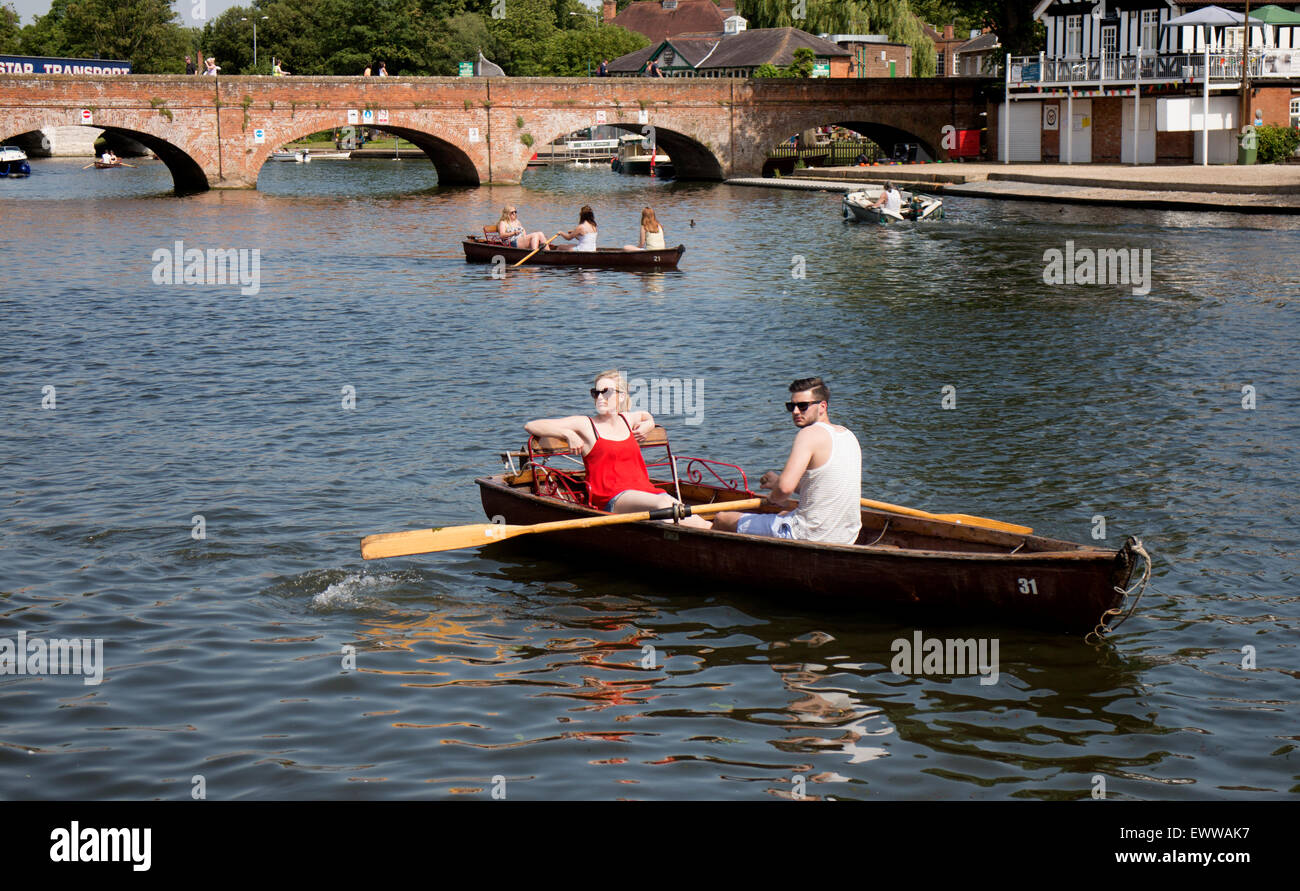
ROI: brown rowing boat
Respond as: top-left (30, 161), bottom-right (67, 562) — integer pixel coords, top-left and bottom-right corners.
top-left (476, 430), bottom-right (1149, 635)
top-left (461, 236), bottom-right (684, 269)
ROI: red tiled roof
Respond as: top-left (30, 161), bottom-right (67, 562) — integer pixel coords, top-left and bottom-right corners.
top-left (613, 0), bottom-right (729, 43)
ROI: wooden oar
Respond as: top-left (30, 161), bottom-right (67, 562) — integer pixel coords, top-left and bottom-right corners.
top-left (81, 163), bottom-right (95, 169)
top-left (362, 497), bottom-right (762, 560)
top-left (512, 233), bottom-right (560, 267)
top-left (860, 497), bottom-right (1031, 535)
top-left (119, 162), bottom-right (138, 168)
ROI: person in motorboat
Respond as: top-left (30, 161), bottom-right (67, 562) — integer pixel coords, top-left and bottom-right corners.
top-left (553, 205), bottom-right (598, 252)
top-left (493, 206), bottom-right (548, 251)
top-left (712, 376), bottom-right (862, 544)
top-left (622, 207), bottom-right (666, 251)
top-left (524, 370), bottom-right (709, 527)
top-left (869, 182), bottom-right (902, 215)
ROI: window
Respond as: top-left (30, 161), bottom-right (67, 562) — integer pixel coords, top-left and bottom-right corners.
top-left (1140, 10), bottom-right (1159, 52)
top-left (1291, 97), bottom-right (1300, 128)
top-left (937, 50), bottom-right (945, 76)
top-left (663, 0), bottom-right (677, 8)
top-left (1066, 15), bottom-right (1082, 57)
top-left (1224, 26), bottom-right (1243, 51)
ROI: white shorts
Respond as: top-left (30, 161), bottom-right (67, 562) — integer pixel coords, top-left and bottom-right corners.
top-left (735, 512), bottom-right (795, 539)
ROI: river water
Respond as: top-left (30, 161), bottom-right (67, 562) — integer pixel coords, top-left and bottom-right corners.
top-left (1, 157), bottom-right (1296, 801)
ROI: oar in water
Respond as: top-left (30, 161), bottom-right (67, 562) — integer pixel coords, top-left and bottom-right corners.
top-left (512, 233), bottom-right (560, 267)
top-left (362, 497), bottom-right (762, 560)
top-left (81, 163), bottom-right (95, 169)
top-left (118, 162), bottom-right (138, 168)
top-left (860, 497), bottom-right (1031, 535)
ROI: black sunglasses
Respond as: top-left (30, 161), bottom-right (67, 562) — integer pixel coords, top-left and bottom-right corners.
top-left (591, 387), bottom-right (620, 399)
top-left (785, 401), bottom-right (820, 413)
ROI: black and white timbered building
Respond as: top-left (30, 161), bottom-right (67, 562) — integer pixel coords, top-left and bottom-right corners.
top-left (1000, 1), bottom-right (1300, 163)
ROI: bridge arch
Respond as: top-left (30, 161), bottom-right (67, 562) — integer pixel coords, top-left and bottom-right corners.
top-left (778, 117), bottom-right (939, 161)
top-left (528, 121), bottom-right (724, 181)
top-left (0, 112), bottom-right (207, 193)
top-left (250, 119), bottom-right (481, 187)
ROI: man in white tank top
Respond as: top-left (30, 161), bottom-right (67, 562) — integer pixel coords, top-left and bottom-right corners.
top-left (713, 377), bottom-right (862, 545)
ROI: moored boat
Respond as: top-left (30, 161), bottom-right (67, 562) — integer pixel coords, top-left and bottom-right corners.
top-left (474, 431), bottom-right (1148, 635)
top-left (844, 188), bottom-right (944, 224)
top-left (462, 236), bottom-right (685, 270)
top-left (0, 145), bottom-right (31, 177)
top-left (271, 148), bottom-right (312, 162)
top-left (610, 133), bottom-right (674, 177)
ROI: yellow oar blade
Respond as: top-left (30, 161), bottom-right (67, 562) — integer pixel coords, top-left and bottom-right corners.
top-left (860, 497), bottom-right (1032, 536)
top-left (361, 497), bottom-right (764, 560)
top-left (361, 523), bottom-right (527, 559)
top-left (934, 513), bottom-right (1032, 534)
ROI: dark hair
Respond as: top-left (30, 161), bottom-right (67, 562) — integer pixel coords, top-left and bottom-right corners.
top-left (579, 205), bottom-right (596, 227)
top-left (790, 376), bottom-right (829, 403)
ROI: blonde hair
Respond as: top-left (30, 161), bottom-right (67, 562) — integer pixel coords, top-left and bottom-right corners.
top-left (640, 207), bottom-right (660, 233)
top-left (498, 206), bottom-right (517, 224)
top-left (592, 368), bottom-right (629, 412)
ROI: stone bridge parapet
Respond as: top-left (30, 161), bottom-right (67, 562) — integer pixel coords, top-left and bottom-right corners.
top-left (0, 75), bottom-right (993, 192)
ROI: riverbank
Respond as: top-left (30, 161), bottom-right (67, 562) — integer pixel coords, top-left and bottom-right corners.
top-left (726, 163), bottom-right (1300, 214)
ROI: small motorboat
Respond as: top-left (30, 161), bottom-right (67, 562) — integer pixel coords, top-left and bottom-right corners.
top-left (843, 188), bottom-right (944, 224)
top-left (462, 237), bottom-right (684, 270)
top-left (271, 148), bottom-right (312, 163)
top-left (310, 151), bottom-right (352, 160)
top-left (0, 146), bottom-right (31, 178)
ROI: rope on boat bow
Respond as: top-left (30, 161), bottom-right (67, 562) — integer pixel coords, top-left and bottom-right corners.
top-left (1086, 537), bottom-right (1151, 643)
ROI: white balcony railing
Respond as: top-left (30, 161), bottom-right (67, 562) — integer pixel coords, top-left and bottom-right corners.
top-left (1008, 50), bottom-right (1300, 87)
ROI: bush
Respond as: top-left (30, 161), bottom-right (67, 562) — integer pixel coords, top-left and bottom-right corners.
top-left (1255, 124), bottom-right (1300, 164)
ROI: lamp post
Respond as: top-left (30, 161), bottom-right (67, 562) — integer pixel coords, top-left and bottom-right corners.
top-left (241, 15), bottom-right (269, 70)
top-left (570, 8), bottom-right (597, 76)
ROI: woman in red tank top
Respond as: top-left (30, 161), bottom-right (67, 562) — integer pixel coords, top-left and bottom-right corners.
top-left (524, 370), bottom-right (710, 527)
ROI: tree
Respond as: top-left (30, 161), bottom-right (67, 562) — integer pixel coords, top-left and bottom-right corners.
top-left (20, 0), bottom-right (74, 56)
top-left (484, 0), bottom-right (559, 75)
top-left (943, 0), bottom-right (1042, 56)
top-left (58, 0), bottom-right (192, 72)
top-left (752, 46), bottom-right (816, 78)
top-left (1, 4), bottom-right (21, 54)
top-left (737, 0), bottom-right (936, 77)
top-left (546, 24), bottom-right (647, 76)
top-left (425, 11), bottom-right (495, 75)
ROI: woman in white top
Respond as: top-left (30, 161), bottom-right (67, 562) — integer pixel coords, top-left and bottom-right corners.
top-left (555, 205), bottom-right (598, 252)
top-left (623, 207), bottom-right (666, 251)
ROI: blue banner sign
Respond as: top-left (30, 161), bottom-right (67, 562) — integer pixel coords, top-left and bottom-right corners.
top-left (0, 54), bottom-right (132, 75)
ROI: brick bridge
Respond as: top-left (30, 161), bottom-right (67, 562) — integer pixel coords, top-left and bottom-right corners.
top-left (0, 75), bottom-right (992, 192)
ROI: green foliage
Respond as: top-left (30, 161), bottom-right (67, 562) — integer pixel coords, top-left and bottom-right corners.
top-left (1255, 124), bottom-right (1300, 164)
top-left (751, 48), bottom-right (816, 78)
top-left (0, 4), bottom-right (21, 54)
top-left (56, 0), bottom-right (191, 72)
top-left (738, 0), bottom-right (936, 77)
top-left (936, 0), bottom-right (1042, 56)
top-left (545, 24), bottom-right (647, 76)
top-left (520, 132), bottom-right (534, 147)
top-left (909, 0), bottom-right (979, 33)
